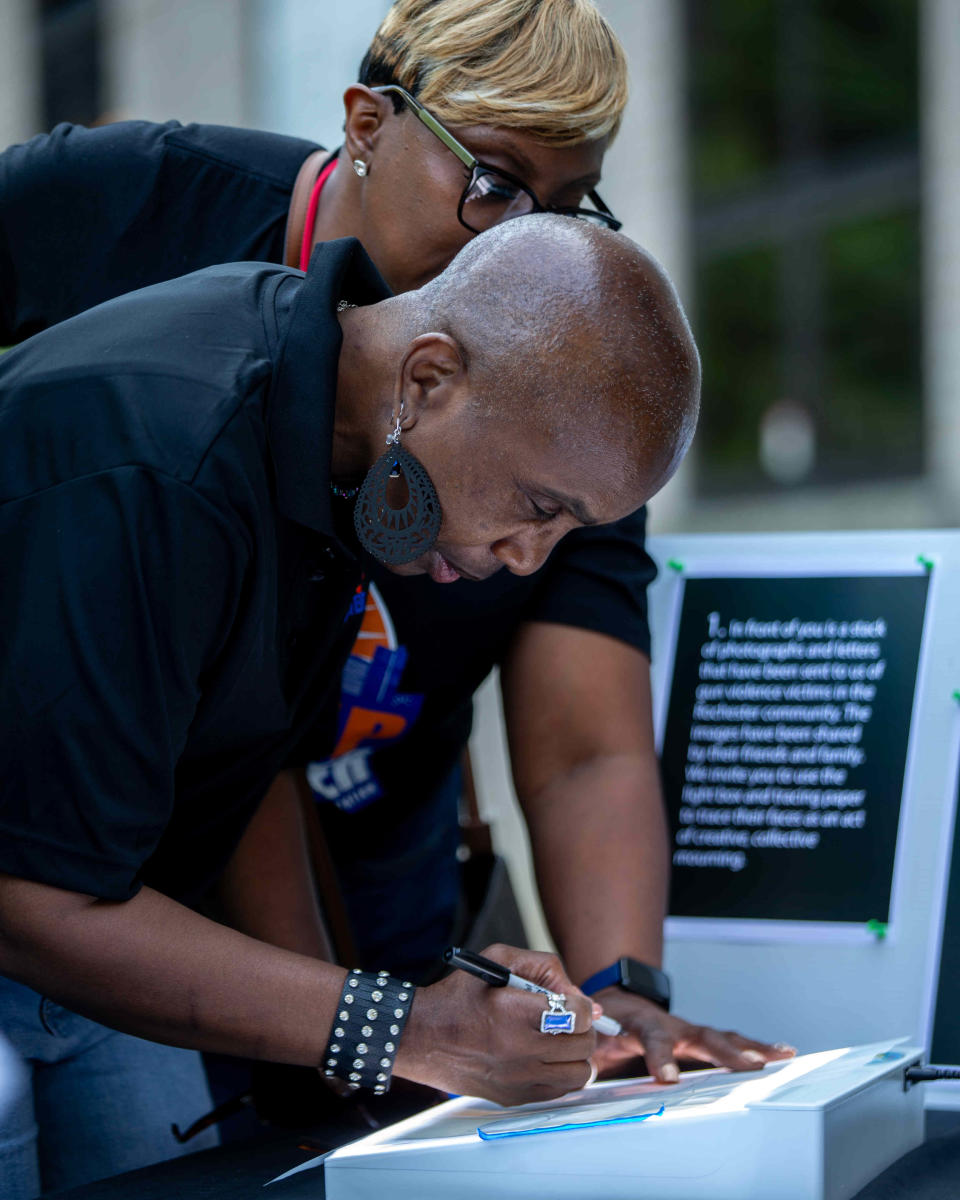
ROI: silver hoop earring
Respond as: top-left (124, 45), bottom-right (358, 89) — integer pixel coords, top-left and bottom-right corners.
top-left (352, 159), bottom-right (368, 178)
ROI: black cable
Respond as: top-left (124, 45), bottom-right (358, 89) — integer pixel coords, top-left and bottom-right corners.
top-left (904, 1066), bottom-right (960, 1087)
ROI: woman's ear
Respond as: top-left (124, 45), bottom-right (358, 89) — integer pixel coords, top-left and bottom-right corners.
top-left (398, 333), bottom-right (468, 430)
top-left (342, 85), bottom-right (391, 162)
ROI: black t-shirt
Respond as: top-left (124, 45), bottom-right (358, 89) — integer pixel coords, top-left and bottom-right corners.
top-left (0, 120), bottom-right (656, 854)
top-left (0, 238), bottom-right (389, 903)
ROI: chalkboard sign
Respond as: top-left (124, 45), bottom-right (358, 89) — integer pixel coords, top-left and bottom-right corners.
top-left (930, 761), bottom-right (960, 1065)
top-left (660, 574), bottom-right (929, 924)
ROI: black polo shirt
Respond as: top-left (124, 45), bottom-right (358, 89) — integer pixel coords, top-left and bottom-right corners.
top-left (0, 237), bottom-right (389, 904)
top-left (0, 120), bottom-right (657, 861)
top-left (0, 120), bottom-right (316, 343)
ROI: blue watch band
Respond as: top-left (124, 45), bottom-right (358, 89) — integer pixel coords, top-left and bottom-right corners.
top-left (580, 962), bottom-right (622, 996)
top-left (580, 957), bottom-right (672, 1010)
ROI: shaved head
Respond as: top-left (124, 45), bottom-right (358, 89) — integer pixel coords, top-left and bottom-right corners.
top-left (334, 214), bottom-right (700, 582)
top-left (399, 213), bottom-right (700, 498)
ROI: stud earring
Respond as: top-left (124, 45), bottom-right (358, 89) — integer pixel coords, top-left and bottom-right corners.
top-left (352, 159), bottom-right (368, 178)
top-left (353, 407), bottom-right (442, 565)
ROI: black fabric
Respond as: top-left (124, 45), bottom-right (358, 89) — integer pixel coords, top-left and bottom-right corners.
top-left (0, 120), bottom-right (318, 344)
top-left (0, 239), bottom-right (389, 904)
top-left (0, 120), bottom-right (656, 852)
top-left (310, 505), bottom-right (654, 861)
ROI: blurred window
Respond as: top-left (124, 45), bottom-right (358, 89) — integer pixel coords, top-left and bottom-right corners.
top-left (40, 0), bottom-right (102, 129)
top-left (687, 0), bottom-right (921, 494)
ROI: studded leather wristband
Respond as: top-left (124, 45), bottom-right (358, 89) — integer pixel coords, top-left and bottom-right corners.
top-left (321, 969), bottom-right (415, 1094)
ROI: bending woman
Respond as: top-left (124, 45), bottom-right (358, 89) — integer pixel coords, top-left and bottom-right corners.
top-left (0, 0), bottom-right (791, 1191)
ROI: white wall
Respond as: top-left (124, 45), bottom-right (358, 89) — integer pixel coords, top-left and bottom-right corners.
top-left (922, 0), bottom-right (960, 526)
top-left (102, 0), bottom-right (248, 125)
top-left (250, 0), bottom-right (391, 145)
top-left (0, 0), bottom-right (39, 147)
top-left (596, 0), bottom-right (695, 533)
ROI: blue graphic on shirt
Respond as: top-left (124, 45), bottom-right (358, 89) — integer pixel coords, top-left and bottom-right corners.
top-left (307, 585), bottom-right (424, 812)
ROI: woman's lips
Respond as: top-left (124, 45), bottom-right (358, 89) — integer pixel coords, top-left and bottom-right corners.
top-left (428, 551), bottom-right (461, 584)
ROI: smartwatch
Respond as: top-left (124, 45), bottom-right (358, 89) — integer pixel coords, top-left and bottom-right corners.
top-left (580, 957), bottom-right (671, 1011)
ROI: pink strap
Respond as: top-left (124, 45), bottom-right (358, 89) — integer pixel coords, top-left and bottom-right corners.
top-left (299, 158), bottom-right (340, 271)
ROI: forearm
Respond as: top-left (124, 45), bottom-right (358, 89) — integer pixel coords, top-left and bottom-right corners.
top-left (0, 874), bottom-right (341, 1066)
top-left (214, 769), bottom-right (333, 959)
top-left (523, 752), bottom-right (668, 982)
top-left (0, 873), bottom-right (599, 1106)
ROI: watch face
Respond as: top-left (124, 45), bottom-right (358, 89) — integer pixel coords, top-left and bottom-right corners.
top-left (620, 958), bottom-right (671, 1007)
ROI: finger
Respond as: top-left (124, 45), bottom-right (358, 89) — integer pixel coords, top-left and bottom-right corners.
top-left (491, 964), bottom-right (595, 1038)
top-left (708, 1031), bottom-right (797, 1069)
top-left (493, 988), bottom-right (595, 1054)
top-left (537, 1030), bottom-right (597, 1064)
top-left (566, 989), bottom-right (595, 1034)
top-left (678, 1026), bottom-right (793, 1071)
top-left (481, 944), bottom-right (586, 1008)
top-left (638, 1027), bottom-right (680, 1084)
top-left (507, 1059), bottom-right (599, 1105)
top-left (732, 1035), bottom-right (797, 1061)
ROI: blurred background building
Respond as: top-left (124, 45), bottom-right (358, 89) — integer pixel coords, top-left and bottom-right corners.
top-left (2, 0), bottom-right (955, 538)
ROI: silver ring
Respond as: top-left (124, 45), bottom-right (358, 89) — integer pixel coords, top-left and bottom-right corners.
top-left (540, 991), bottom-right (576, 1035)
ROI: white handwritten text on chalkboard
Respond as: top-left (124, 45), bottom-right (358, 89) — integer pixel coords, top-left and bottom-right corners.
top-left (674, 612), bottom-right (888, 873)
top-left (662, 575), bottom-right (928, 922)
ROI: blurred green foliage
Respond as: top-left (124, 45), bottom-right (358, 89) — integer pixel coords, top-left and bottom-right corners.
top-left (688, 1), bottom-right (778, 199)
top-left (690, 0), bottom-right (918, 199)
top-left (688, 0), bottom-right (921, 493)
top-left (697, 247), bottom-right (780, 491)
top-left (821, 211), bottom-right (922, 479)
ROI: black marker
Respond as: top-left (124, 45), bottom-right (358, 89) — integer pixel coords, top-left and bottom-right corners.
top-left (443, 946), bottom-right (623, 1036)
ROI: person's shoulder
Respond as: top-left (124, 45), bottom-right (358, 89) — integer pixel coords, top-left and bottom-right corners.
top-left (9, 259), bottom-right (288, 372)
top-left (0, 120), bottom-right (162, 205)
top-left (522, 507), bottom-right (656, 648)
top-left (1, 119), bottom-right (321, 193)
top-left (161, 122), bottom-right (323, 190)
top-left (549, 505), bottom-right (649, 566)
top-left (0, 263), bottom-right (289, 487)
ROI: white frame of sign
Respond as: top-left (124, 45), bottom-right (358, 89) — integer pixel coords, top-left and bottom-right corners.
top-left (645, 532), bottom-right (960, 1081)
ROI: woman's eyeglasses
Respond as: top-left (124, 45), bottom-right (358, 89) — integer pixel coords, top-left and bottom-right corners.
top-left (371, 84), bottom-right (622, 235)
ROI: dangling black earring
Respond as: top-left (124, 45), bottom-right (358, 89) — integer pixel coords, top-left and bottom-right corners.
top-left (353, 408), bottom-right (442, 565)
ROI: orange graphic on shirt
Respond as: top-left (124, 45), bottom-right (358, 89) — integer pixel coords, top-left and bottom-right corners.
top-left (332, 582), bottom-right (409, 757)
top-left (350, 582), bottom-right (397, 663)
top-left (333, 706), bottom-right (408, 756)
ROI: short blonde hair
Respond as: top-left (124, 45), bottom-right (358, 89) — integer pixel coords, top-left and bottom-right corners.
top-left (358, 0), bottom-right (628, 146)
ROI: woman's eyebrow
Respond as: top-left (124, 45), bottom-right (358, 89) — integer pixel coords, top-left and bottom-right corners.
top-left (536, 487), bottom-right (599, 525)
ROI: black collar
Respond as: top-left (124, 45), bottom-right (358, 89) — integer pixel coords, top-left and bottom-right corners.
top-left (268, 237), bottom-right (391, 539)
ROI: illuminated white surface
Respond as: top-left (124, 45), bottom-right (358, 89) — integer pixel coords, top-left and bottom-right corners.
top-left (307, 1040), bottom-right (925, 1200)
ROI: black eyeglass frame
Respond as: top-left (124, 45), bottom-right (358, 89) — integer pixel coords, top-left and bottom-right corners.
top-left (371, 83), bottom-right (622, 234)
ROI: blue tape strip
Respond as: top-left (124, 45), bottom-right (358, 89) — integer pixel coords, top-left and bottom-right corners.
top-left (478, 1104), bottom-right (665, 1141)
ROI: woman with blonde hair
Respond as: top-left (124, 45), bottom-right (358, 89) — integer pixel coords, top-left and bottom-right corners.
top-left (1, 0), bottom-right (627, 336)
top-left (294, 0), bottom-right (625, 291)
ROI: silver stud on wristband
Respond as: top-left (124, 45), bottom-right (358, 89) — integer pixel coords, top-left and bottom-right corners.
top-left (322, 970), bottom-right (415, 1094)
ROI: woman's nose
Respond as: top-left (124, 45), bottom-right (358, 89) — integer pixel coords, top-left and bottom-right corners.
top-left (490, 524), bottom-right (565, 576)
